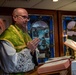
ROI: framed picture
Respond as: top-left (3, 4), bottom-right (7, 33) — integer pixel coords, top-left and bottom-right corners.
top-left (58, 11), bottom-right (76, 56)
top-left (27, 14), bottom-right (55, 62)
top-left (62, 16), bottom-right (76, 57)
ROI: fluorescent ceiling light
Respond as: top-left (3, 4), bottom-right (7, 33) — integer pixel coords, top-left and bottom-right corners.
top-left (53, 0), bottom-right (58, 2)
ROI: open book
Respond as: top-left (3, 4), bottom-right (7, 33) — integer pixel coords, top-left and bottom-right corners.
top-left (45, 56), bottom-right (71, 63)
top-left (64, 39), bottom-right (76, 51)
top-left (37, 59), bottom-right (70, 74)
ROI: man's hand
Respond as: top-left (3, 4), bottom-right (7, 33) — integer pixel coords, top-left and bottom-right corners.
top-left (27, 38), bottom-right (40, 53)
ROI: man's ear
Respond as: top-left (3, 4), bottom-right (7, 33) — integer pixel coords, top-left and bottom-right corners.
top-left (13, 16), bottom-right (17, 19)
top-left (13, 16), bottom-right (17, 21)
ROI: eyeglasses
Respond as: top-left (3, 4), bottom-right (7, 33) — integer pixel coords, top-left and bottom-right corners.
top-left (16, 15), bottom-right (30, 21)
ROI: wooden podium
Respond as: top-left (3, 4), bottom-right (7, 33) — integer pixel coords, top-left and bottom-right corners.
top-left (24, 59), bottom-right (71, 75)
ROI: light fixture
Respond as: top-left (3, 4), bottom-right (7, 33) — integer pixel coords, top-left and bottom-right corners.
top-left (53, 0), bottom-right (58, 2)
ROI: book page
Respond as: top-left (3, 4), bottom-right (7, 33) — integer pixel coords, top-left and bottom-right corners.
top-left (64, 39), bottom-right (76, 51)
top-left (45, 56), bottom-right (71, 63)
top-left (41, 59), bottom-right (69, 68)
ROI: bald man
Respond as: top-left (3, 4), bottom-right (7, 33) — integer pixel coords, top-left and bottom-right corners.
top-left (0, 8), bottom-right (40, 75)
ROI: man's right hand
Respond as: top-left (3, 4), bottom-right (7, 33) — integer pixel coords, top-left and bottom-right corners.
top-left (27, 38), bottom-right (40, 53)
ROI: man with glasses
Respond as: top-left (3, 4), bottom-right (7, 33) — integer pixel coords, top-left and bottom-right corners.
top-left (0, 8), bottom-right (40, 75)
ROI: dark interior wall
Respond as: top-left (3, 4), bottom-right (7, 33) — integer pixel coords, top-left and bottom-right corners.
top-left (0, 7), bottom-right (14, 15)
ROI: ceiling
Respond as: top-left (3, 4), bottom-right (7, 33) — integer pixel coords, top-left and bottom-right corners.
top-left (0, 0), bottom-right (76, 11)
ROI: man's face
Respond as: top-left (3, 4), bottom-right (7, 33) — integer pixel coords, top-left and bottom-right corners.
top-left (14, 9), bottom-right (29, 29)
top-left (0, 19), bottom-right (5, 34)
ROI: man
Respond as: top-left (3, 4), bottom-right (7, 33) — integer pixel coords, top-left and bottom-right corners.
top-left (0, 8), bottom-right (40, 75)
top-left (0, 18), bottom-right (5, 35)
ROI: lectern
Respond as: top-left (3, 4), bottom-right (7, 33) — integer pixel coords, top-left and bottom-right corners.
top-left (24, 58), bottom-right (71, 75)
